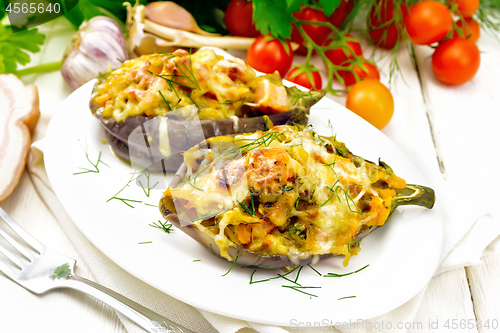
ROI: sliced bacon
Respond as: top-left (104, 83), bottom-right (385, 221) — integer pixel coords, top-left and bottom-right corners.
top-left (0, 74), bottom-right (40, 202)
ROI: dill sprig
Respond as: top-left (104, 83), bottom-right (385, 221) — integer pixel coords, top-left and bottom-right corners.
top-left (347, 239), bottom-right (361, 253)
top-left (106, 170), bottom-right (143, 208)
top-left (73, 139), bottom-right (109, 175)
top-left (158, 90), bottom-right (171, 110)
top-left (282, 285), bottom-right (320, 298)
top-left (138, 241), bottom-right (152, 244)
top-left (323, 264), bottom-right (370, 278)
top-left (138, 170), bottom-right (159, 198)
top-left (222, 255), bottom-right (239, 277)
top-left (219, 97), bottom-right (246, 116)
top-left (192, 208), bottom-right (231, 222)
top-left (308, 264), bottom-right (322, 276)
top-left (149, 220), bottom-right (174, 234)
top-left (236, 199), bottom-right (254, 216)
top-left (338, 296), bottom-right (356, 300)
top-left (317, 180), bottom-right (340, 208)
top-left (249, 270), bottom-right (271, 284)
top-left (186, 178), bottom-right (204, 191)
top-left (217, 129), bottom-right (287, 163)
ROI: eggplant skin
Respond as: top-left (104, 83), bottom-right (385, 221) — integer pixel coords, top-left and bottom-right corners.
top-left (158, 131), bottom-right (436, 269)
top-left (159, 164), bottom-right (333, 268)
top-left (90, 83), bottom-right (325, 172)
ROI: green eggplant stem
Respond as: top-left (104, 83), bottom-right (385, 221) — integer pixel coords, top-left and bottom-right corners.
top-left (387, 184), bottom-right (435, 221)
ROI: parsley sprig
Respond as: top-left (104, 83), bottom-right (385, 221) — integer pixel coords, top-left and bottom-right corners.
top-left (0, 24), bottom-right (61, 77)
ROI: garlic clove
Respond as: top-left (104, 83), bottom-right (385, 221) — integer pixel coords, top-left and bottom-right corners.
top-left (145, 1), bottom-right (219, 36)
top-left (62, 16), bottom-right (128, 91)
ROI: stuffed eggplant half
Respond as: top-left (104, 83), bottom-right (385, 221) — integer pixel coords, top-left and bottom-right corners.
top-left (160, 125), bottom-right (435, 268)
top-left (90, 48), bottom-right (324, 171)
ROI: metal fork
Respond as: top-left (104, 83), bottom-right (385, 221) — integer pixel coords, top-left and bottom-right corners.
top-left (0, 207), bottom-right (193, 333)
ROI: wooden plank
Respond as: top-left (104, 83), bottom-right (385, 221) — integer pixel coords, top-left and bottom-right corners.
top-left (466, 248), bottom-right (500, 333)
top-left (411, 268), bottom-right (478, 333)
top-left (414, 28), bottom-right (500, 333)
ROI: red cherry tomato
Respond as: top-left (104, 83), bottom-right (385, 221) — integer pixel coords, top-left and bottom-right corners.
top-left (404, 1), bottom-right (453, 45)
top-left (325, 34), bottom-right (363, 77)
top-left (290, 7), bottom-right (331, 55)
top-left (343, 61), bottom-right (380, 87)
top-left (246, 35), bottom-right (294, 78)
top-left (454, 17), bottom-right (480, 43)
top-left (286, 67), bottom-right (323, 90)
top-left (432, 38), bottom-right (480, 85)
top-left (328, 0), bottom-right (355, 28)
top-left (224, 0), bottom-right (260, 37)
top-left (451, 0), bottom-right (480, 17)
top-left (368, 0), bottom-right (406, 49)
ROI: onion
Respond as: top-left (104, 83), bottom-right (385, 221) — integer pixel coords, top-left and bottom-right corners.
top-left (62, 16), bottom-right (128, 91)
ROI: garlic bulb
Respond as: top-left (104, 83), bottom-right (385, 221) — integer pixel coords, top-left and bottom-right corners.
top-left (62, 16), bottom-right (128, 91)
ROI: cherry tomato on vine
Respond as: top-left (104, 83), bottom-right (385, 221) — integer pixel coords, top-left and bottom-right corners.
top-left (224, 0), bottom-right (260, 37)
top-left (432, 38), bottom-right (480, 85)
top-left (325, 34), bottom-right (363, 77)
top-left (286, 67), bottom-right (323, 90)
top-left (328, 0), bottom-right (354, 28)
top-left (291, 7), bottom-right (331, 55)
top-left (404, 1), bottom-right (453, 45)
top-left (454, 17), bottom-right (480, 43)
top-left (343, 61), bottom-right (380, 87)
top-left (246, 35), bottom-right (294, 78)
top-left (368, 0), bottom-right (406, 49)
top-left (450, 0), bottom-right (479, 17)
top-left (346, 79), bottom-right (394, 130)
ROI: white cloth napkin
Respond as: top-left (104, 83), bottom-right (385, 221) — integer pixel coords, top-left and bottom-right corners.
top-left (29, 130), bottom-right (500, 333)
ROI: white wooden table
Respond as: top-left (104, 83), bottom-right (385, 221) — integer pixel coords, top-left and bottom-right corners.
top-left (1, 17), bottom-right (499, 333)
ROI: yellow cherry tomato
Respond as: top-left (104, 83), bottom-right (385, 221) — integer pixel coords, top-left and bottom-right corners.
top-left (345, 79), bottom-right (394, 130)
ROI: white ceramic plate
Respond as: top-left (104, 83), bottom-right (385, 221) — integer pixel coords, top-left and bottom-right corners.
top-left (44, 50), bottom-right (442, 327)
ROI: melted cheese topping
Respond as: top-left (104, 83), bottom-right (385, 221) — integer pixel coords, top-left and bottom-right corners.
top-left (164, 125), bottom-right (406, 265)
top-left (92, 49), bottom-right (290, 122)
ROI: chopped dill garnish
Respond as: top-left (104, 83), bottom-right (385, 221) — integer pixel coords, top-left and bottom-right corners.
top-left (186, 178), bottom-right (204, 191)
top-left (149, 220), bottom-right (174, 234)
top-left (249, 270), bottom-right (271, 284)
top-left (73, 139), bottom-right (109, 175)
top-left (249, 188), bottom-right (255, 215)
top-left (193, 259), bottom-right (201, 262)
top-left (192, 208), bottom-right (231, 222)
top-left (222, 256), bottom-right (238, 277)
top-left (277, 273), bottom-right (301, 286)
top-left (323, 264), bottom-right (369, 278)
top-left (347, 239), bottom-right (361, 253)
top-left (158, 90), bottom-right (171, 110)
top-left (322, 159), bottom-right (337, 175)
top-left (282, 285), bottom-right (320, 297)
top-left (338, 296), bottom-right (356, 300)
top-left (219, 97), bottom-right (246, 116)
top-left (138, 170), bottom-right (159, 198)
top-left (280, 185), bottom-right (294, 192)
top-left (308, 264), bottom-right (322, 276)
top-left (317, 180), bottom-right (340, 208)
top-left (336, 185), bottom-right (362, 214)
top-left (144, 203), bottom-right (157, 207)
top-left (138, 241), bottom-right (152, 244)
top-left (294, 265), bottom-right (304, 283)
top-left (106, 170), bottom-right (143, 208)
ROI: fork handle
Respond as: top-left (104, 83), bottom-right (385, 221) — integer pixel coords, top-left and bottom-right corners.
top-left (62, 274), bottom-right (194, 333)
